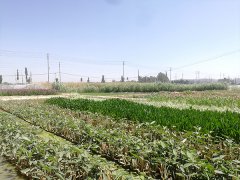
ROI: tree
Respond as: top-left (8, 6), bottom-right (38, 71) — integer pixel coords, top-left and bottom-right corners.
top-left (101, 75), bottom-right (105, 83)
top-left (157, 72), bottom-right (169, 83)
top-left (120, 76), bottom-right (124, 82)
top-left (138, 76), bottom-right (156, 82)
top-left (138, 72), bottom-right (169, 83)
top-left (25, 67), bottom-right (28, 83)
top-left (0, 75), bottom-right (2, 84)
top-left (17, 69), bottom-right (19, 81)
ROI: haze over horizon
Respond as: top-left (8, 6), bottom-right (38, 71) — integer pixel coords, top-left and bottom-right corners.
top-left (0, 0), bottom-right (240, 82)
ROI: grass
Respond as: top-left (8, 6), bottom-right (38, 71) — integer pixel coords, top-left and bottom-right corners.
top-left (58, 82), bottom-right (228, 93)
top-left (147, 89), bottom-right (240, 109)
top-left (0, 88), bottom-right (57, 96)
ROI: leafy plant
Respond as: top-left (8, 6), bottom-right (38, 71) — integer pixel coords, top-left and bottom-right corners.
top-left (0, 111), bottom-right (140, 179)
top-left (1, 100), bottom-right (239, 178)
top-left (46, 97), bottom-right (240, 142)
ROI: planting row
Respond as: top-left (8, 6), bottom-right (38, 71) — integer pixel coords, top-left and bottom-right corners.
top-left (147, 92), bottom-right (240, 109)
top-left (0, 111), bottom-right (140, 179)
top-left (61, 82), bottom-right (228, 93)
top-left (1, 100), bottom-right (239, 178)
top-left (46, 98), bottom-right (240, 142)
top-left (0, 88), bottom-right (57, 96)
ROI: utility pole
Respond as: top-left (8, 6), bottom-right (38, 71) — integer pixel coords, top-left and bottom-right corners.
top-left (47, 53), bottom-right (50, 83)
top-left (122, 61), bottom-right (125, 82)
top-left (59, 62), bottom-right (61, 84)
top-left (182, 73), bottom-right (183, 80)
top-left (17, 69), bottom-right (19, 81)
top-left (21, 74), bottom-right (23, 84)
top-left (138, 69), bottom-right (140, 82)
top-left (30, 72), bottom-right (32, 83)
top-left (169, 67), bottom-right (172, 83)
top-left (195, 71), bottom-right (200, 83)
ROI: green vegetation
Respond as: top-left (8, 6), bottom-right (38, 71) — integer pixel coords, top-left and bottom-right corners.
top-left (148, 91), bottom-right (240, 109)
top-left (0, 111), bottom-right (140, 179)
top-left (60, 82), bottom-right (228, 93)
top-left (0, 100), bottom-right (239, 179)
top-left (138, 72), bottom-right (169, 83)
top-left (46, 98), bottom-right (240, 142)
top-left (1, 86), bottom-right (240, 178)
top-left (0, 89), bottom-right (57, 96)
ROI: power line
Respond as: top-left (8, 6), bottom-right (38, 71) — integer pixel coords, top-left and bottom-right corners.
top-left (61, 72), bottom-right (100, 79)
top-left (122, 61), bottom-right (125, 81)
top-left (59, 62), bottom-right (61, 83)
top-left (173, 49), bottom-right (240, 71)
top-left (0, 49), bottom-right (124, 65)
top-left (1, 73), bottom-right (56, 77)
top-left (0, 49), bottom-right (45, 54)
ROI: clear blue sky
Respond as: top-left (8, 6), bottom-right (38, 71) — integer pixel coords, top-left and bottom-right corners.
top-left (0, 0), bottom-right (240, 82)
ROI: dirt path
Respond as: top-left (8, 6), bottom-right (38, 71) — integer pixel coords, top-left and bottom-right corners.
top-left (0, 157), bottom-right (25, 180)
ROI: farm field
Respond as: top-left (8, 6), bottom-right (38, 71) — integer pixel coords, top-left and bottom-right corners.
top-left (0, 87), bottom-right (240, 179)
top-left (0, 109), bottom-right (141, 179)
top-left (73, 89), bottom-right (240, 113)
top-left (53, 82), bottom-right (228, 93)
top-left (0, 89), bottom-right (239, 179)
top-left (146, 89), bottom-right (240, 109)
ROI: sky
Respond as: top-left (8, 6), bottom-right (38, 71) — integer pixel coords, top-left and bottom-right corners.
top-left (0, 0), bottom-right (240, 82)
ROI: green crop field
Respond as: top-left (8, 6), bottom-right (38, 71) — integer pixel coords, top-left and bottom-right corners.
top-left (0, 89), bottom-right (240, 179)
top-left (58, 82), bottom-right (228, 93)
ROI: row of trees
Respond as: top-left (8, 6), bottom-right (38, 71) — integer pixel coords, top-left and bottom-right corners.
top-left (138, 72), bottom-right (169, 83)
top-left (16, 67), bottom-right (32, 83)
top-left (77, 72), bottom-right (169, 83)
top-left (0, 68), bottom-right (31, 84)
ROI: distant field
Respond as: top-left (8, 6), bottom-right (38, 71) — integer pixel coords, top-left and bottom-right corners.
top-left (0, 83), bottom-right (57, 96)
top-left (146, 88), bottom-right (240, 109)
top-left (58, 82), bottom-right (228, 93)
top-left (0, 88), bottom-right (57, 96)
